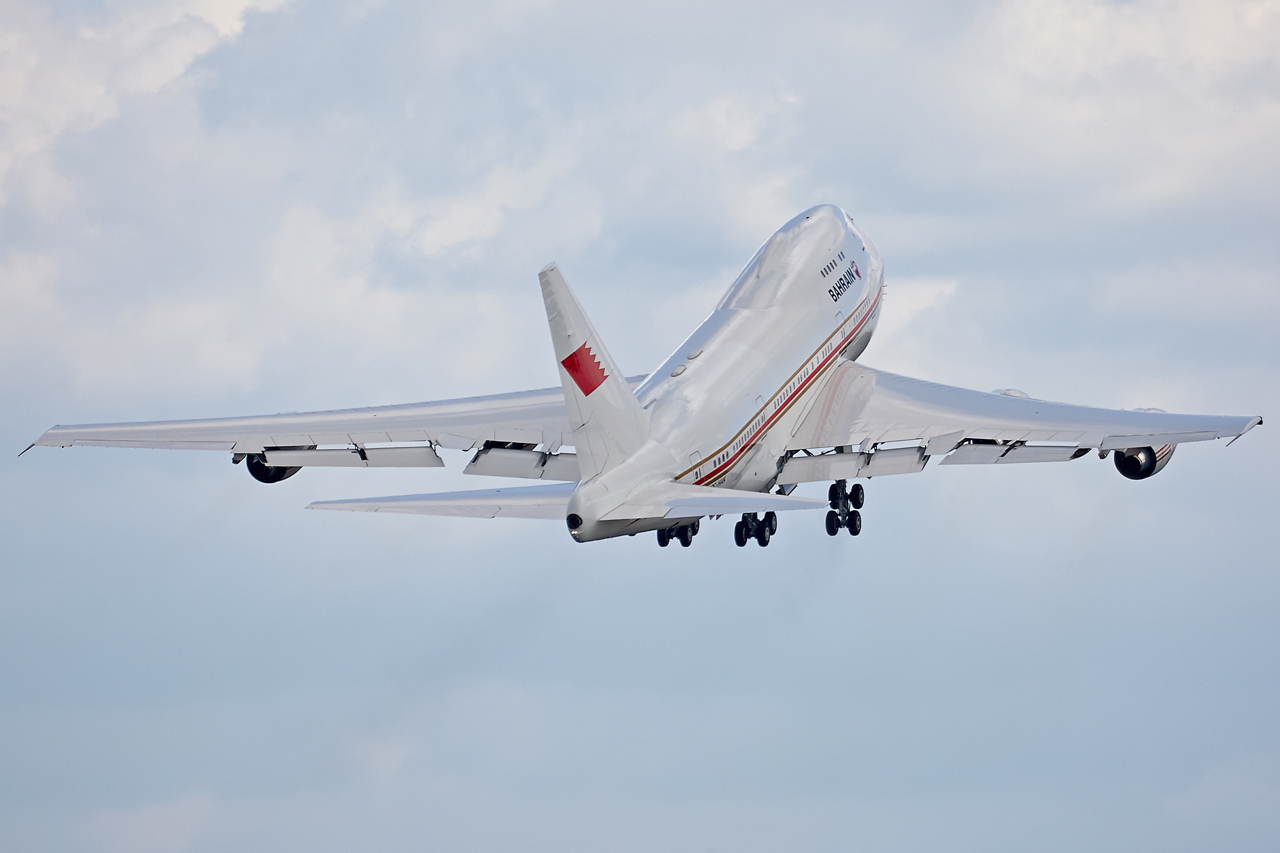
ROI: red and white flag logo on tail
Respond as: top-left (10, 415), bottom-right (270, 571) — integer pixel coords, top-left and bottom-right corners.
top-left (560, 341), bottom-right (608, 396)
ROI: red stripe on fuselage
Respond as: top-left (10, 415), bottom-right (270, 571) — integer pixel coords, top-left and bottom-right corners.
top-left (686, 287), bottom-right (882, 485)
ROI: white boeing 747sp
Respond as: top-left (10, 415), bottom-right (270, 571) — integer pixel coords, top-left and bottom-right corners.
top-left (28, 205), bottom-right (1262, 546)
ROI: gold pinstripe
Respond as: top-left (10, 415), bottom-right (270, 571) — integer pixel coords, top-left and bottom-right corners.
top-left (675, 286), bottom-right (882, 484)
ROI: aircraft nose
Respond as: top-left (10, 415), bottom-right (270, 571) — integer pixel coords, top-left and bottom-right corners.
top-left (786, 203), bottom-right (845, 231)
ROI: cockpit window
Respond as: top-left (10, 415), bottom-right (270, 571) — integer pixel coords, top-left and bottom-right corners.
top-left (717, 210), bottom-right (845, 310)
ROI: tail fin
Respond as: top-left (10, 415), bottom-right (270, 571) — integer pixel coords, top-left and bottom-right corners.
top-left (539, 263), bottom-right (647, 479)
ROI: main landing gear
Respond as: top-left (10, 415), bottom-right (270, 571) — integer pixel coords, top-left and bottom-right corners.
top-left (734, 511), bottom-right (778, 547)
top-left (657, 519), bottom-right (700, 547)
top-left (825, 480), bottom-right (863, 537)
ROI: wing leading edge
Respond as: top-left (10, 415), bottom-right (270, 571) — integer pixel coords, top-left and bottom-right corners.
top-left (782, 361), bottom-right (1259, 481)
top-left (32, 378), bottom-right (648, 455)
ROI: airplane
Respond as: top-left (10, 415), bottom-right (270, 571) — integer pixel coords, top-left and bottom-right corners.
top-left (26, 205), bottom-right (1262, 547)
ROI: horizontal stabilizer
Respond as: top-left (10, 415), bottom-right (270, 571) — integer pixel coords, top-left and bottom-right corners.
top-left (600, 481), bottom-right (826, 521)
top-left (307, 482), bottom-right (575, 519)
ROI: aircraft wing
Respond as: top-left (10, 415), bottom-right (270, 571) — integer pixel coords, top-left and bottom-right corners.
top-left (308, 483), bottom-right (575, 519)
top-left (781, 361), bottom-right (1260, 481)
top-left (30, 377), bottom-right (647, 455)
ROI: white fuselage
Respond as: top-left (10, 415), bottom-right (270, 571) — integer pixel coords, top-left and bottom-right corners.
top-left (568, 204), bottom-right (884, 541)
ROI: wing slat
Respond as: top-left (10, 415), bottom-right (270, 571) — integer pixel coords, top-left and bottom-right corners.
top-left (33, 378), bottom-right (648, 454)
top-left (789, 362), bottom-right (1260, 458)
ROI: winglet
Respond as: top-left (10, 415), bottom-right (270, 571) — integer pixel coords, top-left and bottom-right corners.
top-left (1226, 415), bottom-right (1263, 447)
top-left (17, 443), bottom-right (34, 457)
top-left (539, 263), bottom-right (648, 480)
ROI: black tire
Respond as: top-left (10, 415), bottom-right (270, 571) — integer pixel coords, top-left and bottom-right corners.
top-left (657, 528), bottom-right (670, 547)
top-left (734, 521), bottom-right (748, 547)
top-left (828, 482), bottom-right (840, 508)
top-left (764, 511), bottom-right (777, 535)
top-left (678, 526), bottom-right (693, 547)
top-left (825, 510), bottom-right (840, 536)
top-left (847, 510), bottom-right (861, 536)
top-left (850, 483), bottom-right (865, 509)
top-left (691, 519), bottom-right (700, 536)
top-left (756, 524), bottom-right (771, 547)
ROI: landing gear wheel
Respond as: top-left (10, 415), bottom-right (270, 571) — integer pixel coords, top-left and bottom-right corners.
top-left (764, 511), bottom-right (777, 535)
top-left (850, 483), bottom-right (865, 509)
top-left (691, 519), bottom-right (700, 536)
top-left (657, 528), bottom-right (670, 547)
top-left (825, 511), bottom-right (840, 536)
top-left (677, 526), bottom-right (693, 547)
top-left (756, 524), bottom-right (771, 547)
top-left (846, 510), bottom-right (861, 536)
top-left (828, 483), bottom-right (841, 508)
top-left (734, 521), bottom-right (748, 547)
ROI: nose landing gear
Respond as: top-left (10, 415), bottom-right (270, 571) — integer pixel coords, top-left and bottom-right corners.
top-left (825, 480), bottom-right (864, 536)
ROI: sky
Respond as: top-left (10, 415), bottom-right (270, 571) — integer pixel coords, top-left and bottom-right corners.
top-left (2, 0), bottom-right (1279, 850)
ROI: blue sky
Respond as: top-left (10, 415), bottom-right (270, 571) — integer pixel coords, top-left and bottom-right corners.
top-left (3, 1), bottom-right (1278, 851)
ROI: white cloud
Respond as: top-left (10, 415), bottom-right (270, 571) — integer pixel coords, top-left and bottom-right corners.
top-left (257, 204), bottom-right (535, 390)
top-left (0, 199), bottom-right (544, 402)
top-left (0, 0), bottom-right (289, 208)
top-left (952, 0), bottom-right (1280, 208)
top-left (352, 735), bottom-right (411, 784)
top-left (862, 275), bottom-right (960, 375)
top-left (420, 0), bottom-right (563, 70)
top-left (1091, 260), bottom-right (1280, 328)
top-left (415, 145), bottom-right (588, 258)
top-left (1166, 758), bottom-right (1280, 829)
top-left (668, 93), bottom-right (803, 241)
top-left (670, 95), bottom-right (791, 154)
top-left (86, 795), bottom-right (216, 853)
top-left (856, 213), bottom-right (1015, 260)
top-left (0, 252), bottom-right (60, 357)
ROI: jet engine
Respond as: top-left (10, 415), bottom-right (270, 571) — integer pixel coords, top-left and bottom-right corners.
top-left (1113, 445), bottom-right (1175, 480)
top-left (245, 454), bottom-right (301, 483)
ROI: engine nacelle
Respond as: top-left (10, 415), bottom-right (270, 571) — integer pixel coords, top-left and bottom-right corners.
top-left (246, 454), bottom-right (301, 483)
top-left (1113, 444), bottom-right (1175, 480)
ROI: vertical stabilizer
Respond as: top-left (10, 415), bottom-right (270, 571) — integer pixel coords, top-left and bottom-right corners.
top-left (539, 263), bottom-right (648, 479)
